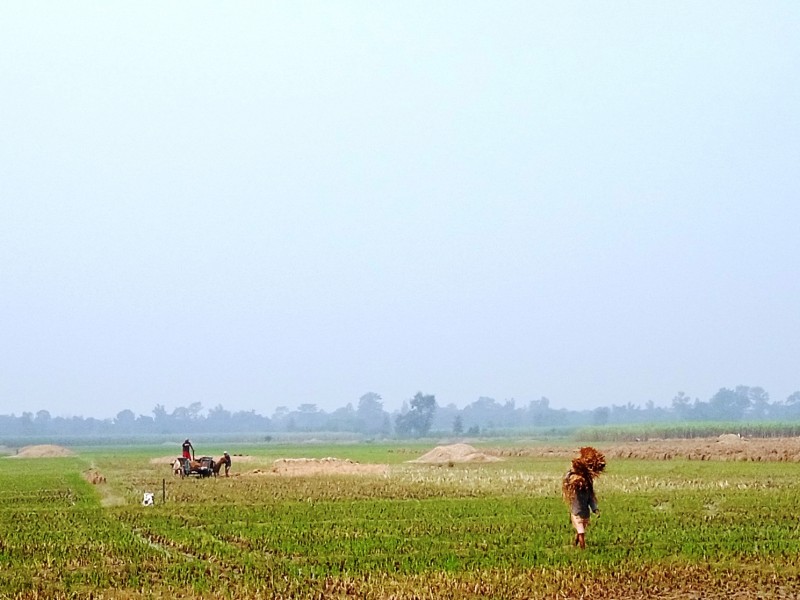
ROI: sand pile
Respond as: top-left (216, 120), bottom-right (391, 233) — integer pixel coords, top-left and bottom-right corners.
top-left (270, 457), bottom-right (388, 476)
top-left (10, 445), bottom-right (75, 458)
top-left (410, 443), bottom-right (503, 464)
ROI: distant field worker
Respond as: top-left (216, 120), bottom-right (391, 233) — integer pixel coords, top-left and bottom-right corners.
top-left (562, 446), bottom-right (606, 549)
top-left (221, 451), bottom-right (231, 477)
top-left (182, 439), bottom-right (195, 461)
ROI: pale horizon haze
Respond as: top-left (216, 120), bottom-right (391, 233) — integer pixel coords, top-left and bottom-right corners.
top-left (2, 2), bottom-right (799, 420)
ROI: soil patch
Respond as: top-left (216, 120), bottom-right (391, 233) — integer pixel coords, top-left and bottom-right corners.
top-left (9, 444), bottom-right (75, 458)
top-left (410, 443), bottom-right (504, 464)
top-left (150, 455), bottom-right (183, 465)
top-left (149, 454), bottom-right (255, 465)
top-left (269, 457), bottom-right (389, 477)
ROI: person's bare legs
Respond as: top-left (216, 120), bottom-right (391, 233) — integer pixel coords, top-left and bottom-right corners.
top-left (571, 514), bottom-right (588, 549)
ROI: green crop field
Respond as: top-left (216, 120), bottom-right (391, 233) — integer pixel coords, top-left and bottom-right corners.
top-left (2, 442), bottom-right (799, 598)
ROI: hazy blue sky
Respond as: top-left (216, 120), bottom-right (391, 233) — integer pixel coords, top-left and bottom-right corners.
top-left (2, 2), bottom-right (799, 419)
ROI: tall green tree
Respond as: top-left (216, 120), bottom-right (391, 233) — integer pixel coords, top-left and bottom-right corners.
top-left (709, 387), bottom-right (751, 420)
top-left (452, 415), bottom-right (464, 435)
top-left (114, 409), bottom-right (136, 432)
top-left (357, 392), bottom-right (387, 434)
top-left (671, 391), bottom-right (692, 420)
top-left (395, 392), bottom-right (437, 437)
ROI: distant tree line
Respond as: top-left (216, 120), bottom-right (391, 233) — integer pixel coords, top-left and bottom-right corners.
top-left (2, 385), bottom-right (800, 439)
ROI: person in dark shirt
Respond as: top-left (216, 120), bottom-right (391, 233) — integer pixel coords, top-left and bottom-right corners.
top-left (562, 447), bottom-right (606, 549)
top-left (182, 439), bottom-right (195, 461)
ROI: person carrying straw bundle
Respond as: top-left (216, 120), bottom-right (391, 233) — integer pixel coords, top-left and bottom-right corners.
top-left (562, 446), bottom-right (606, 549)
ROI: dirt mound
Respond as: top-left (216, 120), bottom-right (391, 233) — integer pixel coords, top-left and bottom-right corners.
top-left (717, 433), bottom-right (745, 444)
top-left (410, 443), bottom-right (503, 464)
top-left (10, 445), bottom-right (74, 458)
top-left (270, 457), bottom-right (388, 477)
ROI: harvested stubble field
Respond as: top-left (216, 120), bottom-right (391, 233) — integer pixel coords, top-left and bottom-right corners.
top-left (486, 434), bottom-right (800, 463)
top-left (2, 439), bottom-right (800, 599)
